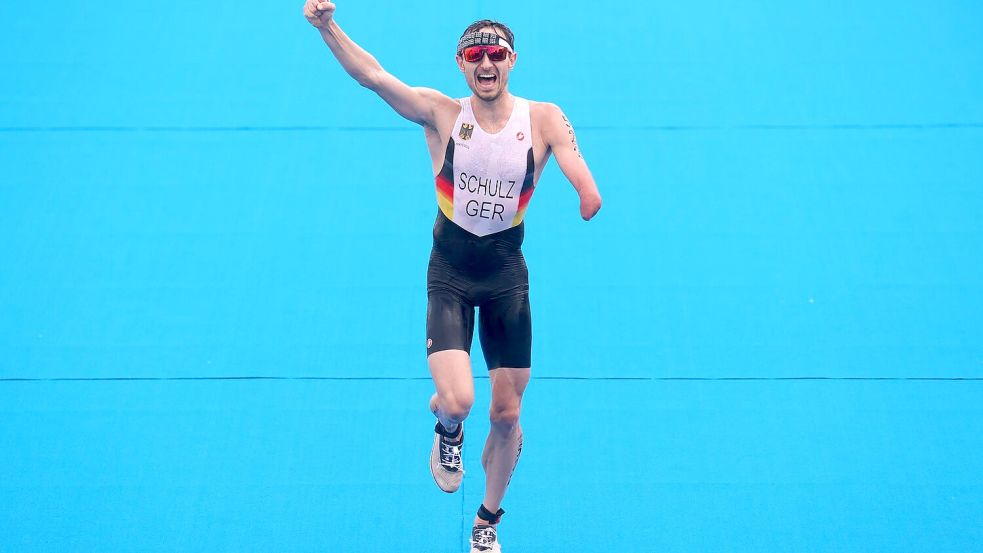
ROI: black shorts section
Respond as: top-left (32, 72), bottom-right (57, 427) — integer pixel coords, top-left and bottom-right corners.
top-left (426, 212), bottom-right (532, 370)
top-left (477, 292), bottom-right (532, 370)
top-left (426, 290), bottom-right (475, 355)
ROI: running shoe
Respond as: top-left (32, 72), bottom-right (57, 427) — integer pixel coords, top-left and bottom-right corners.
top-left (470, 524), bottom-right (501, 552)
top-left (430, 421), bottom-right (464, 492)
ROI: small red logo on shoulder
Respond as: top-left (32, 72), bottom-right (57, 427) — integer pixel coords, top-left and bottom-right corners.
top-left (516, 131), bottom-right (525, 141)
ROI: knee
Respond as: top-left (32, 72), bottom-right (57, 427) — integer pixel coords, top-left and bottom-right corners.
top-left (440, 393), bottom-right (474, 423)
top-left (489, 402), bottom-right (521, 430)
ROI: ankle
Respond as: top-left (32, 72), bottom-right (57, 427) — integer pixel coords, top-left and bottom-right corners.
top-left (437, 421), bottom-right (463, 442)
top-left (475, 504), bottom-right (505, 526)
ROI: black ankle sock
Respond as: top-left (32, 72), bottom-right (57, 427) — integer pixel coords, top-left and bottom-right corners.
top-left (445, 427), bottom-right (462, 444)
top-left (476, 504), bottom-right (505, 525)
top-left (436, 421), bottom-right (463, 443)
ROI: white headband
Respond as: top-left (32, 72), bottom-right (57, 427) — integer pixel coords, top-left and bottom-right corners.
top-left (457, 32), bottom-right (514, 54)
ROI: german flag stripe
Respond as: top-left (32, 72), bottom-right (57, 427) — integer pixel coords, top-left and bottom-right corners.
top-left (518, 147), bottom-right (535, 193)
top-left (437, 191), bottom-right (454, 220)
top-left (434, 137), bottom-right (456, 220)
top-left (436, 174), bottom-right (454, 198)
top-left (512, 147), bottom-right (536, 226)
top-left (512, 204), bottom-right (528, 227)
top-left (516, 186), bottom-right (534, 209)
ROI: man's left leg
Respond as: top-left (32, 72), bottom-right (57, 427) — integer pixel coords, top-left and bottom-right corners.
top-left (475, 366), bottom-right (530, 527)
top-left (471, 289), bottom-right (531, 551)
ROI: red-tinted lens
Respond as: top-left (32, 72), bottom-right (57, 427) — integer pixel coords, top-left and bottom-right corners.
top-left (462, 46), bottom-right (509, 63)
top-left (486, 46), bottom-right (509, 61)
top-left (462, 46), bottom-right (484, 62)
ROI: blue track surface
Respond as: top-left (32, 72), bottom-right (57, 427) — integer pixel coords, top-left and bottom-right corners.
top-left (2, 1), bottom-right (982, 551)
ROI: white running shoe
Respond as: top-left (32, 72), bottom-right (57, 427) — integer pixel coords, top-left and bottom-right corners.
top-left (430, 422), bottom-right (464, 493)
top-left (470, 525), bottom-right (501, 552)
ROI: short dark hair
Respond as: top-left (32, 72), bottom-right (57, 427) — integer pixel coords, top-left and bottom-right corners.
top-left (460, 19), bottom-right (515, 50)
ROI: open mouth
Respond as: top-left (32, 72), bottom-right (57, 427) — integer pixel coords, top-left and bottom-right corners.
top-left (476, 73), bottom-right (497, 87)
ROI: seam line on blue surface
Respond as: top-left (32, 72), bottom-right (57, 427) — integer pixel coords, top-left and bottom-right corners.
top-left (1, 376), bottom-right (980, 382)
top-left (1, 123), bottom-right (982, 133)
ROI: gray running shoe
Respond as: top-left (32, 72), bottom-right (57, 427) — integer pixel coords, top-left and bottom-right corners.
top-left (430, 422), bottom-right (464, 493)
top-left (470, 525), bottom-right (501, 553)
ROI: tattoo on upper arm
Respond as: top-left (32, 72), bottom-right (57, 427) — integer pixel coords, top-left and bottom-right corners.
top-left (560, 113), bottom-right (583, 159)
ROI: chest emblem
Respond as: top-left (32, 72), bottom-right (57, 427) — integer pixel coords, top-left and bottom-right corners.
top-left (516, 131), bottom-right (525, 141)
top-left (459, 123), bottom-right (475, 141)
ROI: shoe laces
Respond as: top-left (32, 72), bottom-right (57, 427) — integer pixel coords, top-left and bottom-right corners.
top-left (471, 526), bottom-right (497, 551)
top-left (439, 438), bottom-right (463, 471)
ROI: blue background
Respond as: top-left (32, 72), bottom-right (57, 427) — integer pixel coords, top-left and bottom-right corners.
top-left (1, 1), bottom-right (981, 551)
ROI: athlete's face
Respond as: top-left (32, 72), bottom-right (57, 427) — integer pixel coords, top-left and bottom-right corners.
top-left (456, 27), bottom-right (516, 102)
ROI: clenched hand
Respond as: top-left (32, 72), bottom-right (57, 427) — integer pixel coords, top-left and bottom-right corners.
top-left (303, 1), bottom-right (335, 29)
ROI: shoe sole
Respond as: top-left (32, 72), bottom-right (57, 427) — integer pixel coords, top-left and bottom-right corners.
top-left (430, 433), bottom-right (463, 493)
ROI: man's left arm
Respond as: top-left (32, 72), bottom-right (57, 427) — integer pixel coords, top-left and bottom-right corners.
top-left (540, 103), bottom-right (602, 220)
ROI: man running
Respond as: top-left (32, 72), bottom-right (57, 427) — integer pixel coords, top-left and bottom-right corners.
top-left (303, 3), bottom-right (601, 551)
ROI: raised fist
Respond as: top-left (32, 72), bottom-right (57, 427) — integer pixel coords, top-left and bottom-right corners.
top-left (303, 1), bottom-right (335, 29)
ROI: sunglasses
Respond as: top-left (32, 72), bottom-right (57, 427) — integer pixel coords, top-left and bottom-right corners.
top-left (460, 45), bottom-right (511, 63)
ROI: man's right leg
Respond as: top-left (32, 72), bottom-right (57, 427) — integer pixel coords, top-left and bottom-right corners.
top-left (426, 287), bottom-right (476, 493)
top-left (428, 350), bottom-right (474, 493)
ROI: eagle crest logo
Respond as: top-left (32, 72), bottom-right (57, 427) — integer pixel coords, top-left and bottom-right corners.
top-left (459, 123), bottom-right (475, 141)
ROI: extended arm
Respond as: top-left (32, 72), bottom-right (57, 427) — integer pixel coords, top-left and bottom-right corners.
top-left (303, 1), bottom-right (452, 127)
top-left (541, 104), bottom-right (602, 220)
